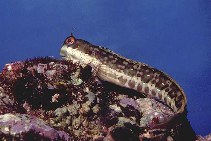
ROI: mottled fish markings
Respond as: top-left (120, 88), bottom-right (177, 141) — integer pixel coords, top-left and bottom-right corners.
top-left (60, 35), bottom-right (187, 117)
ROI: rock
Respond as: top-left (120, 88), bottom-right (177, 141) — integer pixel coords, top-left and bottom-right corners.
top-left (0, 57), bottom-right (198, 140)
top-left (0, 113), bottom-right (71, 141)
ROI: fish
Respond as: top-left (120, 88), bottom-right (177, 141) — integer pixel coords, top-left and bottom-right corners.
top-left (60, 34), bottom-right (187, 123)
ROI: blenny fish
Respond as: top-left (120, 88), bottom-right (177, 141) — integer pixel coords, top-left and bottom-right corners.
top-left (60, 34), bottom-right (187, 121)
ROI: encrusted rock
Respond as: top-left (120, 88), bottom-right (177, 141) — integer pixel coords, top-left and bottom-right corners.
top-left (0, 57), bottom-right (198, 141)
top-left (0, 113), bottom-right (71, 140)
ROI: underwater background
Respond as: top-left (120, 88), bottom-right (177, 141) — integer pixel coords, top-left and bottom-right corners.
top-left (0, 0), bottom-right (210, 136)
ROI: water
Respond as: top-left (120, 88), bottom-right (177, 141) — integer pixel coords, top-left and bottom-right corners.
top-left (0, 0), bottom-right (210, 136)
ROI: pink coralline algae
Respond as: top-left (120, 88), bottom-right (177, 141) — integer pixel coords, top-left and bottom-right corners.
top-left (0, 57), bottom-right (199, 141)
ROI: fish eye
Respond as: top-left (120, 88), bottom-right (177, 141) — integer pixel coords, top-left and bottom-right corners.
top-left (65, 36), bottom-right (75, 45)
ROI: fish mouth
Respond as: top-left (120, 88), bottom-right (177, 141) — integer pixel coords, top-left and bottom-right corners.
top-left (60, 45), bottom-right (69, 59)
top-left (60, 45), bottom-right (78, 62)
top-left (61, 56), bottom-right (67, 60)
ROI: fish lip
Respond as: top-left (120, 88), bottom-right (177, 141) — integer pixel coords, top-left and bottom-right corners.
top-left (60, 48), bottom-right (67, 58)
top-left (61, 56), bottom-right (66, 59)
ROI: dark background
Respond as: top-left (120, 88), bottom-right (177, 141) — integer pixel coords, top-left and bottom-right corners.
top-left (0, 0), bottom-right (210, 136)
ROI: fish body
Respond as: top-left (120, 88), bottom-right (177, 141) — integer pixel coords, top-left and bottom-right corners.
top-left (60, 35), bottom-right (187, 116)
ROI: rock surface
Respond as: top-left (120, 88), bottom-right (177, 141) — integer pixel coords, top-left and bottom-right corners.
top-left (0, 57), bottom-right (200, 141)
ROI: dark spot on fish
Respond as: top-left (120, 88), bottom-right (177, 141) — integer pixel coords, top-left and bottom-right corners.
top-left (176, 101), bottom-right (182, 108)
top-left (144, 86), bottom-right (149, 94)
top-left (87, 50), bottom-right (92, 55)
top-left (155, 79), bottom-right (162, 88)
top-left (176, 94), bottom-right (183, 103)
top-left (118, 76), bottom-right (127, 85)
top-left (165, 88), bottom-right (170, 92)
top-left (128, 80), bottom-right (135, 89)
top-left (151, 79), bottom-right (156, 84)
top-left (137, 83), bottom-right (142, 92)
top-left (160, 83), bottom-right (169, 90)
top-left (168, 91), bottom-right (176, 99)
top-left (151, 89), bottom-right (156, 96)
top-left (158, 92), bottom-right (162, 99)
top-left (136, 72), bottom-right (141, 77)
top-left (142, 74), bottom-right (153, 83)
top-left (164, 97), bottom-right (167, 104)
